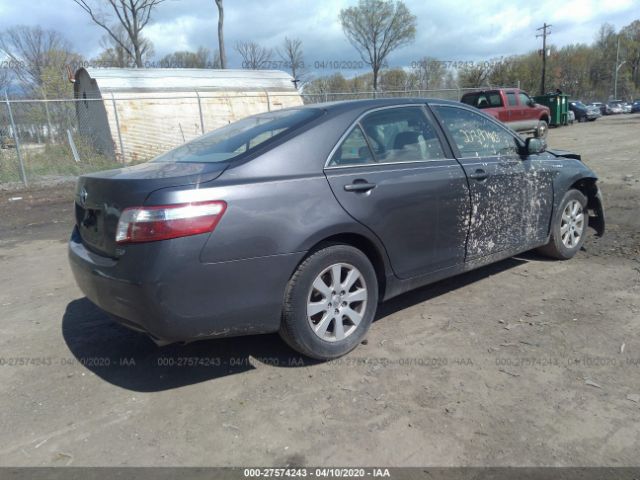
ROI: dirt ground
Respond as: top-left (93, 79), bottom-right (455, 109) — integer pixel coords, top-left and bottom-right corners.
top-left (0, 114), bottom-right (639, 467)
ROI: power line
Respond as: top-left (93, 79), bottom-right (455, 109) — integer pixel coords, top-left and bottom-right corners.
top-left (536, 23), bottom-right (552, 95)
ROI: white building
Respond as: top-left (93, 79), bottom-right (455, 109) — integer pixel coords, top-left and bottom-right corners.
top-left (73, 68), bottom-right (303, 163)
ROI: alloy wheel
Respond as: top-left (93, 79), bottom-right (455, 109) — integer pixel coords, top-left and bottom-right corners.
top-left (560, 199), bottom-right (585, 248)
top-left (306, 263), bottom-right (368, 342)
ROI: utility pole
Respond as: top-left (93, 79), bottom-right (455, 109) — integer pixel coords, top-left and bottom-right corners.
top-left (614, 35), bottom-right (626, 100)
top-left (536, 23), bottom-right (552, 95)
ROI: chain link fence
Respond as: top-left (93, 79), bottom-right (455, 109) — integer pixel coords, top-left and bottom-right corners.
top-left (1, 96), bottom-right (121, 189)
top-left (1, 86), bottom-right (499, 190)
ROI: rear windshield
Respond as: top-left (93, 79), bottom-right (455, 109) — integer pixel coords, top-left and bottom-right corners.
top-left (154, 108), bottom-right (322, 163)
top-left (460, 92), bottom-right (503, 109)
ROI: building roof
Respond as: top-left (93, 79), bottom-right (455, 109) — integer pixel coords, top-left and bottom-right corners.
top-left (78, 68), bottom-right (298, 93)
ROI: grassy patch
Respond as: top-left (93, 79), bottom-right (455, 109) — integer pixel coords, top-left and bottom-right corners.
top-left (0, 142), bottom-right (129, 185)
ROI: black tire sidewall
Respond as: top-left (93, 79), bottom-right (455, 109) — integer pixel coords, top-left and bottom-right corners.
top-left (550, 189), bottom-right (588, 259)
top-left (282, 245), bottom-right (378, 360)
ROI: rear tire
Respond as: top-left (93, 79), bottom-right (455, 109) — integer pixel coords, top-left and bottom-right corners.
top-left (279, 244), bottom-right (378, 360)
top-left (537, 189), bottom-right (588, 260)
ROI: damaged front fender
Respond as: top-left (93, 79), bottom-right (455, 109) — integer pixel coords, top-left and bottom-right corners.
top-left (589, 187), bottom-right (605, 237)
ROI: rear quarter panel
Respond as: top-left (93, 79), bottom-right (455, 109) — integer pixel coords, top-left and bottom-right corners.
top-left (147, 174), bottom-right (380, 264)
top-left (143, 112), bottom-right (393, 267)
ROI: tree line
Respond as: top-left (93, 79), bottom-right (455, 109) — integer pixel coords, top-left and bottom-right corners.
top-left (0, 0), bottom-right (638, 103)
top-left (304, 19), bottom-right (640, 102)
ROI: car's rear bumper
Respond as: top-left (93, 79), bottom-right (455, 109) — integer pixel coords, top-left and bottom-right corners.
top-left (68, 226), bottom-right (304, 344)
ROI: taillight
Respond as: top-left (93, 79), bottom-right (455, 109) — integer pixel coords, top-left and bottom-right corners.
top-left (115, 201), bottom-right (226, 244)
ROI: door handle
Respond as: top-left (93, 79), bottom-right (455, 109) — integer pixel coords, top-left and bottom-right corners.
top-left (344, 180), bottom-right (376, 192)
top-left (468, 169), bottom-right (488, 181)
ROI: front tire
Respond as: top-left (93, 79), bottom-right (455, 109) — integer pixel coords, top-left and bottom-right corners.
top-left (537, 189), bottom-right (588, 260)
top-left (279, 244), bottom-right (378, 360)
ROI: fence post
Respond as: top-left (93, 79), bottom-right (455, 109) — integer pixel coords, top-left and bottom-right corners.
top-left (195, 90), bottom-right (205, 134)
top-left (264, 89), bottom-right (271, 112)
top-left (41, 88), bottom-right (54, 141)
top-left (110, 92), bottom-right (126, 163)
top-left (4, 90), bottom-right (28, 187)
top-left (67, 129), bottom-right (80, 163)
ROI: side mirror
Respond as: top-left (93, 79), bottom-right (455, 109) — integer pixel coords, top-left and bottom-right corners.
top-left (525, 137), bottom-right (546, 155)
top-left (528, 99), bottom-right (535, 107)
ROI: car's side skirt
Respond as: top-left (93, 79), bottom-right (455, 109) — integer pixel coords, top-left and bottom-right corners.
top-left (381, 239), bottom-right (548, 302)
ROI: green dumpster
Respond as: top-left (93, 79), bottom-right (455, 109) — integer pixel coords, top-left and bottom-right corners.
top-left (533, 93), bottom-right (569, 126)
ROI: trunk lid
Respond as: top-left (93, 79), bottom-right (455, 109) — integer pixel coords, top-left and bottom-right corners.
top-left (74, 161), bottom-right (228, 257)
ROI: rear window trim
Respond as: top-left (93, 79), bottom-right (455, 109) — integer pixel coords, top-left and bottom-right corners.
top-left (153, 107), bottom-right (325, 165)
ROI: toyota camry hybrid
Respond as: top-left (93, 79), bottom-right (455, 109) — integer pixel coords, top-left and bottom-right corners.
top-left (69, 98), bottom-right (605, 359)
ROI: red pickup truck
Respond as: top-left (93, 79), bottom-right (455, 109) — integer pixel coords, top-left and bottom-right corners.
top-left (460, 88), bottom-right (551, 138)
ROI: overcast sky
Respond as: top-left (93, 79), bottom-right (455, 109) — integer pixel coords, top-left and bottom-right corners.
top-left (0, 0), bottom-right (638, 77)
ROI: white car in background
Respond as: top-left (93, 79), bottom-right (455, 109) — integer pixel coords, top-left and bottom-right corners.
top-left (608, 100), bottom-right (627, 114)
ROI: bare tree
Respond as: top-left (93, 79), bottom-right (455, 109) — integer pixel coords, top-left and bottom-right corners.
top-left (620, 20), bottom-right (640, 89)
top-left (339, 0), bottom-right (416, 91)
top-left (410, 57), bottom-right (446, 90)
top-left (72, 0), bottom-right (164, 68)
top-left (94, 25), bottom-right (153, 68)
top-left (278, 37), bottom-right (305, 86)
top-left (0, 67), bottom-right (10, 93)
top-left (235, 41), bottom-right (272, 69)
top-left (159, 48), bottom-right (220, 68)
top-left (214, 0), bottom-right (226, 68)
top-left (0, 26), bottom-right (76, 88)
top-left (457, 63), bottom-right (493, 88)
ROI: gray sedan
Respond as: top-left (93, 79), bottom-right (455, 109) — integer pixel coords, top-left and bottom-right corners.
top-left (69, 99), bottom-right (605, 359)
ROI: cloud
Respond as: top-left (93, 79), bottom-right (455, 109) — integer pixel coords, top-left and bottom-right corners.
top-left (0, 0), bottom-right (637, 75)
top-left (145, 16), bottom-right (204, 54)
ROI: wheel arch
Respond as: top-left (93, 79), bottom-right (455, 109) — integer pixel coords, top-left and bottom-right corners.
top-left (568, 177), bottom-right (605, 236)
top-left (294, 232), bottom-right (390, 301)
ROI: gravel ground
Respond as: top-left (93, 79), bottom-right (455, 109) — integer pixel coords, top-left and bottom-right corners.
top-left (0, 114), bottom-right (638, 467)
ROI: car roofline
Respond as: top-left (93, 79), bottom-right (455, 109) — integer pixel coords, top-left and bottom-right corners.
top-left (301, 97), bottom-right (466, 115)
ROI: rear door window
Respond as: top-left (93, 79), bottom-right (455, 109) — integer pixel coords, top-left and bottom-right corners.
top-left (360, 107), bottom-right (445, 163)
top-left (328, 126), bottom-right (374, 166)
